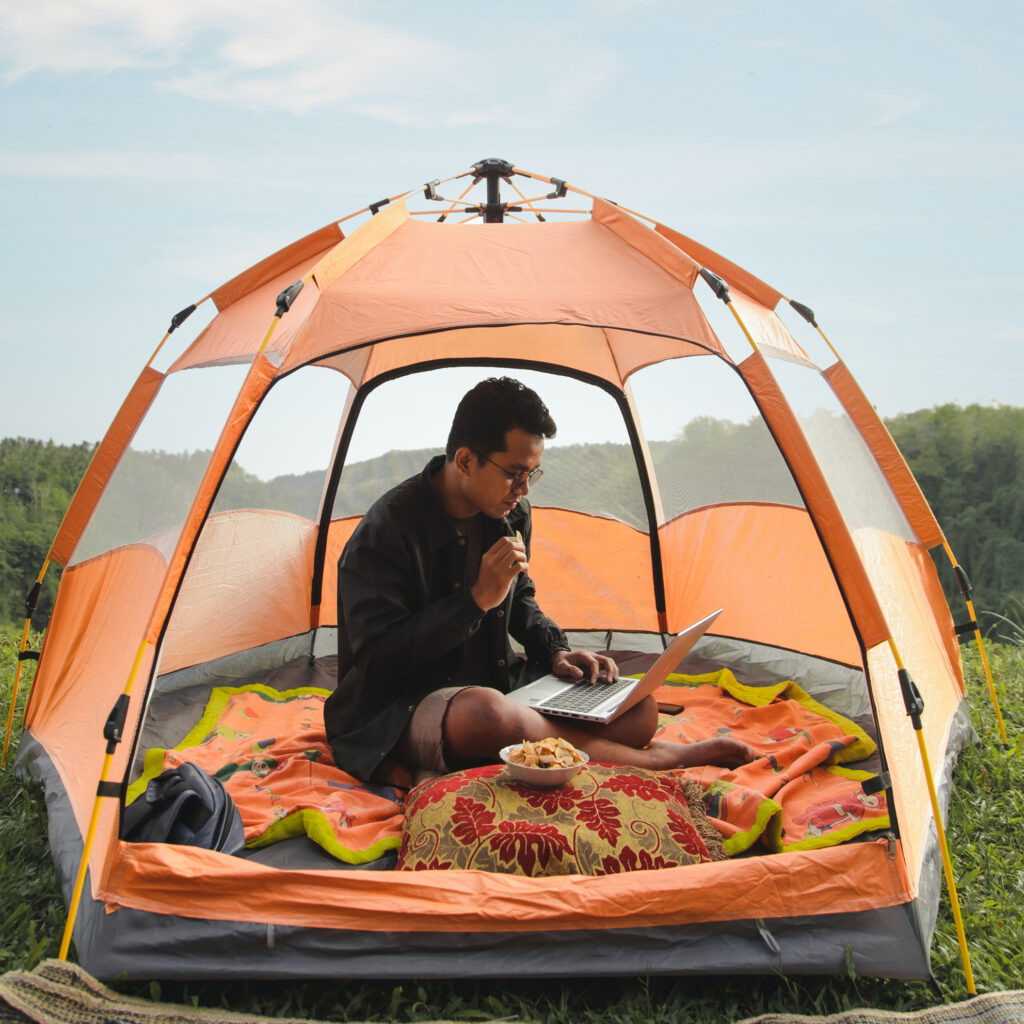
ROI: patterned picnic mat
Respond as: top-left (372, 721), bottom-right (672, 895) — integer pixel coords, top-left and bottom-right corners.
top-left (3, 961), bottom-right (1022, 1024)
top-left (0, 960), bottom-right (472, 1024)
top-left (737, 989), bottom-right (1024, 1024)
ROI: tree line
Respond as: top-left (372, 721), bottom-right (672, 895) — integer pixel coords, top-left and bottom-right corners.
top-left (1, 402), bottom-right (1021, 630)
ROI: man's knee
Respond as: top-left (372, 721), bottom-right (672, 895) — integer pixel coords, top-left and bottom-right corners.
top-left (600, 695), bottom-right (659, 749)
top-left (443, 686), bottom-right (525, 759)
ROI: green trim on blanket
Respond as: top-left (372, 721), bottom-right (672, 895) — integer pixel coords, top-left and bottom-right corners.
top-left (125, 684), bottom-right (401, 864)
top-left (700, 779), bottom-right (783, 856)
top-left (249, 807), bottom-right (402, 863)
top-left (777, 682), bottom-right (876, 763)
top-left (661, 669), bottom-right (876, 763)
top-left (661, 669), bottom-right (789, 706)
top-left (126, 684), bottom-right (332, 805)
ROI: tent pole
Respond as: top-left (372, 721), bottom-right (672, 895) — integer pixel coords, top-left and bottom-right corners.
top-left (890, 638), bottom-right (976, 994)
top-left (940, 541), bottom-right (1009, 747)
top-left (1, 561), bottom-right (49, 767)
top-left (720, 280), bottom-right (977, 990)
top-left (795, 304), bottom-right (1008, 748)
top-left (58, 637), bottom-right (149, 960)
top-left (59, 295), bottom-right (294, 959)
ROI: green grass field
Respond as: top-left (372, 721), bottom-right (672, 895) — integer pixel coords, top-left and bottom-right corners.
top-left (1, 631), bottom-right (1021, 1023)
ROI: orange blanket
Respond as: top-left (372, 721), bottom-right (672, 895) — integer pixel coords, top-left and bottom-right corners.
top-left (126, 685), bottom-right (406, 864)
top-left (653, 670), bottom-right (890, 854)
top-left (128, 671), bottom-right (887, 865)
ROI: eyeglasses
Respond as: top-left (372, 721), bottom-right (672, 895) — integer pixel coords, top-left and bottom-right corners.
top-left (480, 454), bottom-right (544, 487)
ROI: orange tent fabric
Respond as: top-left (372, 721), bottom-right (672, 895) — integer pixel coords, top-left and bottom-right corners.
top-left (18, 161), bottom-right (972, 983)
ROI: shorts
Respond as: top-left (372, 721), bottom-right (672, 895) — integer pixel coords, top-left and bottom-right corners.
top-left (393, 685), bottom-right (477, 775)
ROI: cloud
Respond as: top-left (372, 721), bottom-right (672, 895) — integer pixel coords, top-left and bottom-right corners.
top-left (0, 0), bottom-right (618, 127)
top-left (0, 149), bottom-right (218, 180)
top-left (0, 0), bottom-right (204, 78)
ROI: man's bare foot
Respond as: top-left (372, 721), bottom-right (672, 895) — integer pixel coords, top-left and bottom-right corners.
top-left (640, 738), bottom-right (755, 771)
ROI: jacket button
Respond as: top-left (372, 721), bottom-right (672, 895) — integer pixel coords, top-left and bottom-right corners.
top-left (458, 536), bottom-right (467, 546)
top-left (496, 609), bottom-right (504, 617)
top-left (408, 704), bottom-right (416, 712)
top-left (454, 581), bottom-right (462, 589)
top-left (497, 658), bottom-right (505, 667)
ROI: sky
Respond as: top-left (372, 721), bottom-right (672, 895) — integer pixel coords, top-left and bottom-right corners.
top-left (1, 0), bottom-right (1022, 479)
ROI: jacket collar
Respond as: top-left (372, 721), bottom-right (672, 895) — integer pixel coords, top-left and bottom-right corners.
top-left (418, 454), bottom-right (528, 549)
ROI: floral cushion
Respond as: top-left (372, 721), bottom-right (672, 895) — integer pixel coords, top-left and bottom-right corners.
top-left (397, 763), bottom-right (726, 876)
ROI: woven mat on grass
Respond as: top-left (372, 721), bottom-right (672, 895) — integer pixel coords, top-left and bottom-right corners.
top-left (0, 960), bottom-right (477, 1024)
top-left (737, 989), bottom-right (1024, 1024)
top-left (4, 961), bottom-right (1023, 1024)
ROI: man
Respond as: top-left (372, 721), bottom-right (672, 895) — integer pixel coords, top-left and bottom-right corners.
top-left (325, 377), bottom-right (752, 781)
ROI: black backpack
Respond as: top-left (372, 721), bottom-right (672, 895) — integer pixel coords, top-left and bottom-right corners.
top-left (123, 762), bottom-right (245, 855)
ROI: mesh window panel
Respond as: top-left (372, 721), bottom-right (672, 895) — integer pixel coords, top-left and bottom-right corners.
top-left (630, 355), bottom-right (803, 522)
top-left (768, 357), bottom-right (916, 542)
top-left (70, 364), bottom-right (250, 566)
top-left (330, 367), bottom-right (650, 529)
top-left (210, 365), bottom-right (350, 521)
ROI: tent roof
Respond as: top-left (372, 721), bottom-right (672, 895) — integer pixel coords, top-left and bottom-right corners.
top-left (170, 198), bottom-right (728, 383)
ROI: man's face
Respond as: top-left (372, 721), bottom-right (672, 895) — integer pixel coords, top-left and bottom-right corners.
top-left (461, 427), bottom-right (544, 519)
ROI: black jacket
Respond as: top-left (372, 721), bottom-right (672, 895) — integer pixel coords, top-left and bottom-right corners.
top-left (324, 455), bottom-right (569, 779)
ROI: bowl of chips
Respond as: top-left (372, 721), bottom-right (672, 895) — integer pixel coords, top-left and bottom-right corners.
top-left (499, 737), bottom-right (589, 788)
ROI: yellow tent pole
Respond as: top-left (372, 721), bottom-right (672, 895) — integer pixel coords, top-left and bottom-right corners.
top-left (3, 295), bottom-right (216, 775)
top-left (939, 539), bottom-right (1008, 747)
top-left (60, 288), bottom-right (307, 958)
top-left (1, 560), bottom-right (50, 768)
top-left (805, 312), bottom-right (1008, 747)
top-left (888, 638), bottom-right (976, 994)
top-left (695, 267), bottom-right (761, 356)
top-left (58, 637), bottom-right (149, 960)
top-left (710, 281), bottom-right (975, 989)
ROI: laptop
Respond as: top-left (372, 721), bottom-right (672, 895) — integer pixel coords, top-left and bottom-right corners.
top-left (507, 609), bottom-right (722, 724)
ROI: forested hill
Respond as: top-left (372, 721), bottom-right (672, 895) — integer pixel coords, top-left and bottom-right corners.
top-left (2, 403), bottom-right (1022, 628)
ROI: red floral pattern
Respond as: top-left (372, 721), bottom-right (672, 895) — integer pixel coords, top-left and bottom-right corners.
top-left (601, 847), bottom-right (678, 874)
top-left (451, 795), bottom-right (496, 845)
top-left (486, 821), bottom-right (573, 874)
top-left (576, 795), bottom-right (623, 845)
top-left (397, 763), bottom-right (726, 876)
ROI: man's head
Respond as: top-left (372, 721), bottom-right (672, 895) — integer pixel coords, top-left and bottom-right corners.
top-left (441, 377), bottom-right (557, 520)
top-left (445, 377), bottom-right (556, 461)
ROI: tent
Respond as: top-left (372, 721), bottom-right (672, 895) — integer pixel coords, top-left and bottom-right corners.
top-left (10, 159), bottom-right (989, 983)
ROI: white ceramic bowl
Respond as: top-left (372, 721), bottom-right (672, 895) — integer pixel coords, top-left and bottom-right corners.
top-left (499, 743), bottom-right (589, 789)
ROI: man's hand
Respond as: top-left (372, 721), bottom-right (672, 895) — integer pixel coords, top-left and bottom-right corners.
top-left (470, 535), bottom-right (528, 612)
top-left (551, 649), bottom-right (619, 684)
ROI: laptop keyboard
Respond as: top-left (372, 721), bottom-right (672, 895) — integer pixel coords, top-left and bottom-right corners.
top-left (538, 677), bottom-right (635, 714)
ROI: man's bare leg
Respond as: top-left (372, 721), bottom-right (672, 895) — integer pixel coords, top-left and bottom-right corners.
top-left (443, 687), bottom-right (752, 771)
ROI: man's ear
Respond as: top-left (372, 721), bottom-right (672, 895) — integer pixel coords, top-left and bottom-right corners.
top-left (453, 446), bottom-right (475, 477)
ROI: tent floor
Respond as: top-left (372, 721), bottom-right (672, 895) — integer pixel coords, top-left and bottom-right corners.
top-left (133, 631), bottom-right (879, 872)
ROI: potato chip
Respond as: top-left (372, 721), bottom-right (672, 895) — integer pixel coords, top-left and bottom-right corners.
top-left (507, 737), bottom-right (584, 768)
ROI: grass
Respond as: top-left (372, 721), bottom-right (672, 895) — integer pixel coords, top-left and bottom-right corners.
top-left (1, 629), bottom-right (1022, 1022)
